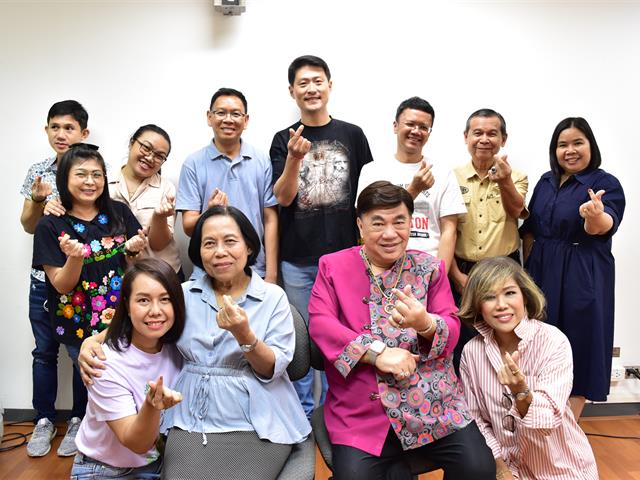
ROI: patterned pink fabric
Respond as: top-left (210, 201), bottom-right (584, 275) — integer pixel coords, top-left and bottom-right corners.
top-left (309, 246), bottom-right (468, 456)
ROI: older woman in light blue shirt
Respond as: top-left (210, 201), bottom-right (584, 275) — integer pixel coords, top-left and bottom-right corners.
top-left (161, 206), bottom-right (310, 480)
top-left (80, 206), bottom-right (310, 478)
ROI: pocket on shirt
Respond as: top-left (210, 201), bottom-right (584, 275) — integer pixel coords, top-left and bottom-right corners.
top-left (487, 189), bottom-right (506, 223)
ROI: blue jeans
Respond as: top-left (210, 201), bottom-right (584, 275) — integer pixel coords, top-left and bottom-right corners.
top-left (29, 277), bottom-right (87, 422)
top-left (70, 453), bottom-right (161, 479)
top-left (280, 261), bottom-right (328, 419)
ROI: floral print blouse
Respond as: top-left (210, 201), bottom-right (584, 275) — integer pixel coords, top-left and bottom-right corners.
top-left (32, 201), bottom-right (141, 346)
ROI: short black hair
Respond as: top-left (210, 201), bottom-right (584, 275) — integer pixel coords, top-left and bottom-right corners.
top-left (106, 258), bottom-right (186, 352)
top-left (464, 108), bottom-right (507, 136)
top-left (188, 206), bottom-right (260, 277)
top-left (47, 100), bottom-right (89, 129)
top-left (288, 55), bottom-right (331, 86)
top-left (395, 96), bottom-right (435, 124)
top-left (56, 144), bottom-right (124, 236)
top-left (549, 117), bottom-right (602, 179)
top-left (209, 88), bottom-right (248, 113)
top-left (129, 124), bottom-right (172, 156)
top-left (357, 181), bottom-right (414, 217)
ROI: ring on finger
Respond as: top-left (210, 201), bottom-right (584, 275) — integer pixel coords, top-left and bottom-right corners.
top-left (511, 369), bottom-right (521, 376)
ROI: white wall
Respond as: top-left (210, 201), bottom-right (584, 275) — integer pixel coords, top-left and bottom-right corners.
top-left (1, 0), bottom-right (639, 410)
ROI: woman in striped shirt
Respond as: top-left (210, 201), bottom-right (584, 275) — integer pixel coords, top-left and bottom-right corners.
top-left (458, 256), bottom-right (597, 479)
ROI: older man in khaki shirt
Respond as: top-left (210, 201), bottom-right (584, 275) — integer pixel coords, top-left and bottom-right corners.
top-left (450, 108), bottom-right (528, 369)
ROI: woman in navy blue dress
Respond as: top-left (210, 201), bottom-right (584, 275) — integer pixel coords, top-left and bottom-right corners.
top-left (521, 117), bottom-right (625, 419)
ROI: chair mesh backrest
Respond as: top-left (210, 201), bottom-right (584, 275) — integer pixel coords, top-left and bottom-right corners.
top-left (286, 304), bottom-right (310, 381)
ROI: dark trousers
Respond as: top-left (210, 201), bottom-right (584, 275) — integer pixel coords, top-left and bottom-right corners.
top-left (452, 250), bottom-right (522, 374)
top-left (332, 421), bottom-right (495, 480)
top-left (29, 277), bottom-right (87, 422)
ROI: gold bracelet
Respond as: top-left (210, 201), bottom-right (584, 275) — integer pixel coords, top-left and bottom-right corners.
top-left (417, 317), bottom-right (436, 336)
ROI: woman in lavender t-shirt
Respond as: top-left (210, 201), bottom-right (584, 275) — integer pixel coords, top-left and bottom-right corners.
top-left (70, 258), bottom-right (185, 479)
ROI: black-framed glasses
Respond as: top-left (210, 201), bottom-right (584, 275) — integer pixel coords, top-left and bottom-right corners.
top-left (68, 142), bottom-right (99, 151)
top-left (501, 392), bottom-right (516, 433)
top-left (210, 109), bottom-right (246, 120)
top-left (135, 139), bottom-right (168, 164)
top-left (402, 121), bottom-right (432, 134)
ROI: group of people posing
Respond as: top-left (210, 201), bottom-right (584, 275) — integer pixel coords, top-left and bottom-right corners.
top-left (20, 54), bottom-right (625, 479)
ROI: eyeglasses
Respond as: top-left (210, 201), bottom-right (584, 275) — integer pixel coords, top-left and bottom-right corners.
top-left (501, 392), bottom-right (516, 433)
top-left (210, 109), bottom-right (246, 120)
top-left (402, 122), bottom-right (432, 134)
top-left (135, 139), bottom-right (168, 164)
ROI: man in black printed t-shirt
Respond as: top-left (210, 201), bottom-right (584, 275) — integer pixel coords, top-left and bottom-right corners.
top-left (270, 55), bottom-right (373, 418)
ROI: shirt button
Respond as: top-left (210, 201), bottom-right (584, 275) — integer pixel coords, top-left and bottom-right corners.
top-left (369, 392), bottom-right (380, 400)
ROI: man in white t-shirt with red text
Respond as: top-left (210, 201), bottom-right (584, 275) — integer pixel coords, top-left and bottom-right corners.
top-left (358, 96), bottom-right (465, 272)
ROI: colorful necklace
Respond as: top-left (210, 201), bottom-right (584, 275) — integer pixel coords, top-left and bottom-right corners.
top-left (361, 249), bottom-right (406, 314)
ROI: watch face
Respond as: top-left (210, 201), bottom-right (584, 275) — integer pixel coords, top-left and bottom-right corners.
top-left (370, 340), bottom-right (386, 354)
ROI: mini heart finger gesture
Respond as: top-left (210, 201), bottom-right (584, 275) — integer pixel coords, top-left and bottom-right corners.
top-left (154, 193), bottom-right (176, 218)
top-left (288, 125), bottom-right (311, 161)
top-left (498, 351), bottom-right (527, 394)
top-left (216, 294), bottom-right (249, 332)
top-left (207, 188), bottom-right (229, 209)
top-left (579, 189), bottom-right (605, 219)
top-left (489, 154), bottom-right (511, 182)
top-left (58, 233), bottom-right (85, 258)
top-left (388, 285), bottom-right (431, 331)
top-left (125, 228), bottom-right (148, 256)
top-left (145, 376), bottom-right (183, 411)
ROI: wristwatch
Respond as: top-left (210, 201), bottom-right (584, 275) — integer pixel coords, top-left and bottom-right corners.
top-left (239, 338), bottom-right (259, 353)
top-left (514, 388), bottom-right (530, 401)
top-left (366, 340), bottom-right (387, 365)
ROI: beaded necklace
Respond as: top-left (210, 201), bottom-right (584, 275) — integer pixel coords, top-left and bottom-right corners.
top-left (360, 248), bottom-right (406, 314)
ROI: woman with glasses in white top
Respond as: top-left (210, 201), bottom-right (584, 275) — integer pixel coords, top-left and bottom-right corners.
top-left (458, 256), bottom-right (597, 480)
top-left (108, 125), bottom-right (183, 280)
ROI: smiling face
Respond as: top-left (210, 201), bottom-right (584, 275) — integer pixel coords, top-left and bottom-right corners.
top-left (128, 273), bottom-right (175, 353)
top-left (289, 65), bottom-right (332, 116)
top-left (45, 115), bottom-right (89, 159)
top-left (464, 115), bottom-right (506, 165)
top-left (556, 127), bottom-right (591, 176)
top-left (357, 204), bottom-right (411, 269)
top-left (127, 131), bottom-right (169, 180)
top-left (479, 276), bottom-right (526, 343)
top-left (200, 215), bottom-right (252, 287)
top-left (207, 95), bottom-right (248, 146)
top-left (67, 158), bottom-right (105, 207)
top-left (394, 108), bottom-right (433, 157)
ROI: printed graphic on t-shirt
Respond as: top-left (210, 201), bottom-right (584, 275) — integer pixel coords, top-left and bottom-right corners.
top-left (395, 181), bottom-right (431, 201)
top-left (296, 140), bottom-right (350, 216)
top-left (410, 214), bottom-right (430, 239)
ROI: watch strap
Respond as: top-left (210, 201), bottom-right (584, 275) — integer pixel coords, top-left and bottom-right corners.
top-left (239, 337), bottom-right (259, 353)
top-left (514, 388), bottom-right (530, 401)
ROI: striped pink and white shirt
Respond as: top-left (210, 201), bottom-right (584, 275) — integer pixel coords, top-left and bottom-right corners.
top-left (460, 317), bottom-right (598, 479)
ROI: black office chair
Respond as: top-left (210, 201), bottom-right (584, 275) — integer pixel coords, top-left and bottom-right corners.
top-left (309, 339), bottom-right (440, 477)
